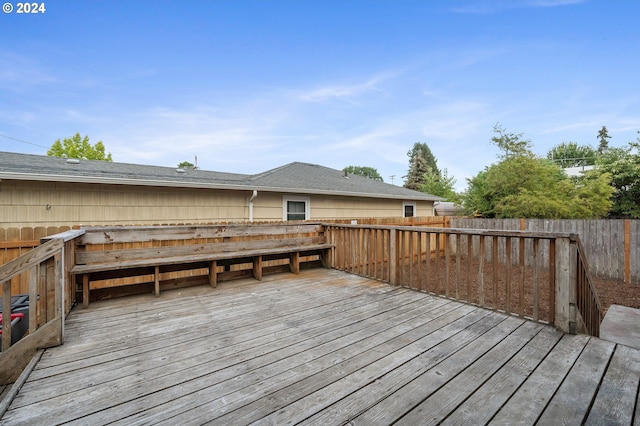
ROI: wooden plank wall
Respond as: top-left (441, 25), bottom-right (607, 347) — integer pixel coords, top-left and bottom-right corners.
top-left (451, 219), bottom-right (639, 284)
top-left (0, 226), bottom-right (72, 295)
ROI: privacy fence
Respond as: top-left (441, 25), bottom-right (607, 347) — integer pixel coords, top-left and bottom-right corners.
top-left (451, 219), bottom-right (640, 284)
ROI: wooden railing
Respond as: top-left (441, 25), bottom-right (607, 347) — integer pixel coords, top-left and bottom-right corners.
top-left (325, 224), bottom-right (603, 336)
top-left (452, 218), bottom-right (640, 284)
top-left (574, 238), bottom-right (603, 336)
top-left (0, 229), bottom-right (83, 384)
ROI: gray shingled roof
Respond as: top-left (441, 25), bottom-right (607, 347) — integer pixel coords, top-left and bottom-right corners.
top-left (0, 151), bottom-right (440, 201)
top-left (248, 162), bottom-right (440, 200)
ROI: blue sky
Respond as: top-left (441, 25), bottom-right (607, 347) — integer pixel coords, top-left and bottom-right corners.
top-left (1, 0), bottom-right (638, 190)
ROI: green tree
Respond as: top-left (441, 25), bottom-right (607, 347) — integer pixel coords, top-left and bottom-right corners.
top-left (594, 134), bottom-right (640, 217)
top-left (420, 168), bottom-right (459, 201)
top-left (546, 142), bottom-right (597, 167)
top-left (342, 166), bottom-right (383, 182)
top-left (178, 161), bottom-right (196, 169)
top-left (462, 169), bottom-right (491, 217)
top-left (462, 126), bottom-right (614, 218)
top-left (491, 123), bottom-right (532, 159)
top-left (411, 142), bottom-right (439, 176)
top-left (404, 154), bottom-right (429, 190)
top-left (404, 142), bottom-right (439, 190)
top-left (48, 133), bottom-right (113, 161)
top-left (597, 125), bottom-right (611, 154)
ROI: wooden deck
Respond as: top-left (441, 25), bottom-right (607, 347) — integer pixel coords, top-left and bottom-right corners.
top-left (2, 268), bottom-right (639, 425)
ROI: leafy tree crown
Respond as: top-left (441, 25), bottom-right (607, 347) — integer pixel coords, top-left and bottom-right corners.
top-left (47, 133), bottom-right (113, 161)
top-left (342, 166), bottom-right (383, 181)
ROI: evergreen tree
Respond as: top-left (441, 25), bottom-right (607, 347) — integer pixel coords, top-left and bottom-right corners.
top-left (404, 151), bottom-right (430, 190)
top-left (597, 126), bottom-right (611, 154)
top-left (404, 142), bottom-right (439, 190)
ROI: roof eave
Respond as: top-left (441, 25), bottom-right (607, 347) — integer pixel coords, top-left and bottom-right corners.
top-left (0, 172), bottom-right (255, 192)
top-left (0, 172), bottom-right (441, 201)
top-left (252, 185), bottom-right (441, 201)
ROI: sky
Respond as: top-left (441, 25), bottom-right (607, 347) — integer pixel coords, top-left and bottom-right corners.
top-left (1, 0), bottom-right (639, 190)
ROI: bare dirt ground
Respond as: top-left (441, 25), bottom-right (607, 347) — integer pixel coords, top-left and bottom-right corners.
top-left (592, 275), bottom-right (640, 314)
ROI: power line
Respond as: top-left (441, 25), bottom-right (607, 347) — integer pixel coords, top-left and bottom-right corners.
top-left (0, 134), bottom-right (49, 149)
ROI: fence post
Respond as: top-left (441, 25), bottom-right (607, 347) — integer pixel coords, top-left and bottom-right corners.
top-left (555, 236), bottom-right (578, 334)
top-left (625, 219), bottom-right (631, 283)
top-left (389, 228), bottom-right (398, 285)
top-left (324, 226), bottom-right (334, 269)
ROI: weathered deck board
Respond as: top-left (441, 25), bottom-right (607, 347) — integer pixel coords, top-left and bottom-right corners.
top-left (1, 268), bottom-right (639, 425)
top-left (586, 344), bottom-right (640, 425)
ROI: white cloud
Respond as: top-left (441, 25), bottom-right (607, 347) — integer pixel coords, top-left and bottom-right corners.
top-left (450, 0), bottom-right (586, 14)
top-left (296, 72), bottom-right (399, 103)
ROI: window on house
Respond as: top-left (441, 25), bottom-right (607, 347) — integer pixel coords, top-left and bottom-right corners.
top-left (403, 202), bottom-right (416, 218)
top-left (283, 197), bottom-right (310, 221)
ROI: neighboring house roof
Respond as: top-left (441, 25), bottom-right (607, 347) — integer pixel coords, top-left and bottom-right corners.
top-left (564, 165), bottom-right (595, 177)
top-left (0, 151), bottom-right (440, 201)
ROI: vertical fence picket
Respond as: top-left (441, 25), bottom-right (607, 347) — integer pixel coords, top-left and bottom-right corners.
top-left (466, 235), bottom-right (472, 301)
top-left (478, 235), bottom-right (485, 307)
top-left (533, 238), bottom-right (539, 321)
top-left (519, 237), bottom-right (525, 317)
top-left (549, 239), bottom-right (556, 326)
top-left (505, 237), bottom-right (512, 314)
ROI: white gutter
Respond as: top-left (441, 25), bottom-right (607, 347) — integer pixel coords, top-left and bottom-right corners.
top-left (249, 190), bottom-right (258, 222)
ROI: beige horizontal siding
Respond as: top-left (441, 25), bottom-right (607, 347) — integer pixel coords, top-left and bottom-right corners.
top-left (252, 193), bottom-right (434, 221)
top-left (1, 180), bottom-right (250, 227)
top-left (1, 181), bottom-right (435, 227)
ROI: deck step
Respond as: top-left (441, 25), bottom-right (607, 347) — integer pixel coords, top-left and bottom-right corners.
top-left (600, 304), bottom-right (640, 349)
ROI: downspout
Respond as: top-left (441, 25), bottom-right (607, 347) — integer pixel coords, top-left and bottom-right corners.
top-left (249, 190), bottom-right (258, 222)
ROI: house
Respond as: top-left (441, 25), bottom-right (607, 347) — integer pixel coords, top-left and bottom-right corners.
top-left (564, 165), bottom-right (596, 177)
top-left (0, 151), bottom-right (441, 227)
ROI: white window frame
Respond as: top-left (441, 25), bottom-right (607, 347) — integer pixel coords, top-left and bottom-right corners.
top-left (403, 202), bottom-right (416, 218)
top-left (283, 196), bottom-right (310, 221)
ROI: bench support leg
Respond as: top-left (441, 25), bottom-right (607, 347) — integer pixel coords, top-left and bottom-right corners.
top-left (290, 252), bottom-right (300, 274)
top-left (253, 256), bottom-right (263, 281)
top-left (320, 249), bottom-right (330, 268)
top-left (83, 274), bottom-right (90, 308)
top-left (209, 260), bottom-right (217, 288)
top-left (154, 266), bottom-right (160, 297)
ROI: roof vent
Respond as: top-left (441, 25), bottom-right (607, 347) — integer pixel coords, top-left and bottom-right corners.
top-left (66, 158), bottom-right (81, 164)
top-left (176, 168), bottom-right (186, 174)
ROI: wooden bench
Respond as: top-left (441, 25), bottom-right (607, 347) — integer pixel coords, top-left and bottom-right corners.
top-left (70, 223), bottom-right (333, 307)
